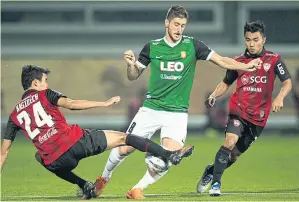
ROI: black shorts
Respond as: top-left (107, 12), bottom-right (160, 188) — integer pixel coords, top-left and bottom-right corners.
top-left (225, 114), bottom-right (263, 153)
top-left (39, 129), bottom-right (107, 172)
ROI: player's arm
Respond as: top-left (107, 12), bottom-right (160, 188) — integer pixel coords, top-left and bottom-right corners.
top-left (193, 39), bottom-right (260, 72)
top-left (125, 43), bottom-right (150, 81)
top-left (272, 58), bottom-right (292, 112)
top-left (46, 89), bottom-right (121, 110)
top-left (1, 117), bottom-right (20, 172)
top-left (210, 52), bottom-right (261, 72)
top-left (206, 70), bottom-right (238, 108)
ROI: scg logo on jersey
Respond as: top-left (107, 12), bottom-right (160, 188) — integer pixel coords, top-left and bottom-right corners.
top-left (160, 62), bottom-right (184, 72)
top-left (241, 75), bottom-right (267, 84)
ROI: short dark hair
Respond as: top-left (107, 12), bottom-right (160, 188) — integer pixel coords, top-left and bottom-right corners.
top-left (244, 20), bottom-right (266, 36)
top-left (21, 65), bottom-right (50, 90)
top-left (166, 5), bottom-right (188, 21)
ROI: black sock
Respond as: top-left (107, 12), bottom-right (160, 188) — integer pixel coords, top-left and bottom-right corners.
top-left (207, 160), bottom-right (236, 175)
top-left (54, 170), bottom-right (87, 189)
top-left (212, 146), bottom-right (231, 184)
top-left (207, 165), bottom-right (214, 175)
top-left (126, 134), bottom-right (171, 159)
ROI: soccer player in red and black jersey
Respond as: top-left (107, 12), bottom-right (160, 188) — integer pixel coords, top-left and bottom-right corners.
top-left (0, 65), bottom-right (194, 200)
top-left (196, 21), bottom-right (292, 196)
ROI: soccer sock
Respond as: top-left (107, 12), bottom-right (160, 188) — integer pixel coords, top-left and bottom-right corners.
top-left (212, 146), bottom-right (231, 184)
top-left (133, 169), bottom-right (168, 190)
top-left (125, 134), bottom-right (171, 160)
top-left (207, 160), bottom-right (236, 175)
top-left (54, 170), bottom-right (86, 189)
top-left (102, 148), bottom-right (126, 180)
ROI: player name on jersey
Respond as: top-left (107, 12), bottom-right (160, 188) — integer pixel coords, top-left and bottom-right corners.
top-left (16, 94), bottom-right (38, 112)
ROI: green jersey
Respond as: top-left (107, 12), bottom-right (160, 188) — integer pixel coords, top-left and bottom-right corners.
top-left (136, 35), bottom-right (213, 113)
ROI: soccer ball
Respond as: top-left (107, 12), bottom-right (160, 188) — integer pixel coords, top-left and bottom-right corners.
top-left (145, 153), bottom-right (169, 173)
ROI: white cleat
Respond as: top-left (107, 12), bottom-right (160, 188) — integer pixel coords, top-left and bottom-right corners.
top-left (209, 182), bottom-right (221, 196)
top-left (197, 164), bottom-right (213, 193)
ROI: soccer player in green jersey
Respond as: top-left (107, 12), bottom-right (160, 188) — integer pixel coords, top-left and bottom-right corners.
top-left (93, 5), bottom-right (261, 199)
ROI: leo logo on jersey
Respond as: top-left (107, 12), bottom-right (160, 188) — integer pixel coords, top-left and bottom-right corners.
top-left (160, 61), bottom-right (184, 72)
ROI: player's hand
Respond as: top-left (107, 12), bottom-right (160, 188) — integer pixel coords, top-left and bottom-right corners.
top-left (272, 96), bottom-right (283, 112)
top-left (246, 58), bottom-right (263, 72)
top-left (105, 96), bottom-right (121, 107)
top-left (124, 50), bottom-right (136, 66)
top-left (205, 95), bottom-right (216, 108)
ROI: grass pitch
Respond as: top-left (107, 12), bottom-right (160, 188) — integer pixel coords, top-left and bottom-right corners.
top-left (1, 134), bottom-right (299, 201)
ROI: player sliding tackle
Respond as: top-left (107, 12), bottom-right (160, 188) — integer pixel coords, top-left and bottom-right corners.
top-left (197, 20), bottom-right (292, 196)
top-left (0, 65), bottom-right (194, 200)
top-left (95, 5), bottom-right (262, 199)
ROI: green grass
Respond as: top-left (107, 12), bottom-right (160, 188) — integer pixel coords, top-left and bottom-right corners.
top-left (1, 135), bottom-right (299, 201)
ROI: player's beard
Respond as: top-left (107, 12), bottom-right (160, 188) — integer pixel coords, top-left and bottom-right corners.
top-left (167, 28), bottom-right (180, 43)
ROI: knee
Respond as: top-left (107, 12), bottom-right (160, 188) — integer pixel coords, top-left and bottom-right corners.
top-left (118, 145), bottom-right (135, 155)
top-left (224, 134), bottom-right (239, 150)
top-left (118, 134), bottom-right (135, 155)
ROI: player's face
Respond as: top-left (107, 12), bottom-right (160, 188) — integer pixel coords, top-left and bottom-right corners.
top-left (245, 31), bottom-right (265, 55)
top-left (165, 17), bottom-right (187, 42)
top-left (34, 73), bottom-right (48, 91)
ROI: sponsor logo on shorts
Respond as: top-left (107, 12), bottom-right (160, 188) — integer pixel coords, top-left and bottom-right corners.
top-left (233, 119), bottom-right (240, 127)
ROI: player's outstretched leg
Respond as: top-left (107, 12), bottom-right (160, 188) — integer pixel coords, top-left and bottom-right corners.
top-left (93, 131), bottom-right (194, 198)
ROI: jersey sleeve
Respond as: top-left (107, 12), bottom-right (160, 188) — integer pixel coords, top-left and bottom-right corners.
top-left (193, 39), bottom-right (214, 61)
top-left (223, 70), bottom-right (238, 85)
top-left (274, 57), bottom-right (291, 82)
top-left (136, 43), bottom-right (150, 69)
top-left (3, 116), bottom-right (20, 142)
top-left (45, 89), bottom-right (67, 106)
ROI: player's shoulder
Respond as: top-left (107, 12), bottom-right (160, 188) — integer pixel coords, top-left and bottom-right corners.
top-left (46, 89), bottom-right (62, 95)
top-left (181, 35), bottom-right (194, 44)
top-left (265, 50), bottom-right (280, 58)
top-left (149, 37), bottom-right (164, 46)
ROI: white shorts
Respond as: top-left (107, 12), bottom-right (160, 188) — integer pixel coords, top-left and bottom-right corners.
top-left (126, 107), bottom-right (188, 146)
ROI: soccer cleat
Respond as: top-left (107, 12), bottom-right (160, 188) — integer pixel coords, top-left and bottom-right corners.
top-left (209, 182), bottom-right (221, 196)
top-left (168, 145), bottom-right (194, 165)
top-left (197, 164), bottom-right (213, 193)
top-left (93, 176), bottom-right (109, 197)
top-left (126, 188), bottom-right (145, 199)
top-left (81, 181), bottom-right (95, 200)
top-left (77, 186), bottom-right (83, 198)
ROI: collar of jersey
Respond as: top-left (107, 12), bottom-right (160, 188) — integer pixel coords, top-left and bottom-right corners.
top-left (22, 89), bottom-right (38, 99)
top-left (244, 47), bottom-right (266, 58)
top-left (163, 36), bottom-right (182, 48)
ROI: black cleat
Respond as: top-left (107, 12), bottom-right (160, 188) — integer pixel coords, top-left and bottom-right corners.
top-left (81, 182), bottom-right (95, 200)
top-left (168, 145), bottom-right (194, 165)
